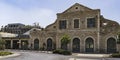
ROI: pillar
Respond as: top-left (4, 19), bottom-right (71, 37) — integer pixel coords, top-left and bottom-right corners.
top-left (19, 40), bottom-right (21, 49)
top-left (11, 40), bottom-right (13, 49)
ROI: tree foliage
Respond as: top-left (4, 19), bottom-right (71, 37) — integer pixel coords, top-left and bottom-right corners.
top-left (117, 33), bottom-right (120, 44)
top-left (0, 38), bottom-right (5, 50)
top-left (61, 34), bottom-right (71, 45)
top-left (61, 34), bottom-right (71, 50)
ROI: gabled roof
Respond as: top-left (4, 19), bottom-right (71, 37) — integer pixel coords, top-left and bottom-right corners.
top-left (23, 28), bottom-right (42, 35)
top-left (63, 3), bottom-right (93, 13)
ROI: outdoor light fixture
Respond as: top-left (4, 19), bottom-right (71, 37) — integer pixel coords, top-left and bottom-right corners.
top-left (103, 22), bottom-right (107, 26)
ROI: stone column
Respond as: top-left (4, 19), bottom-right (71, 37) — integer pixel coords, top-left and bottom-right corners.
top-left (117, 44), bottom-right (120, 53)
top-left (28, 39), bottom-right (31, 50)
top-left (19, 40), bottom-right (21, 49)
top-left (81, 37), bottom-right (85, 53)
top-left (11, 40), bottom-right (13, 49)
top-left (69, 40), bottom-right (72, 52)
top-left (56, 34), bottom-right (59, 49)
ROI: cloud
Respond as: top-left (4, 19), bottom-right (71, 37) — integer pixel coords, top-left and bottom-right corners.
top-left (0, 0), bottom-right (119, 29)
top-left (0, 1), bottom-right (56, 28)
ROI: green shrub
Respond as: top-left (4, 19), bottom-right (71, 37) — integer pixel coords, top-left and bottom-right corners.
top-left (53, 49), bottom-right (71, 55)
top-left (62, 50), bottom-right (71, 55)
top-left (0, 39), bottom-right (5, 50)
top-left (0, 51), bottom-right (13, 56)
top-left (111, 54), bottom-right (120, 58)
top-left (53, 49), bottom-right (63, 54)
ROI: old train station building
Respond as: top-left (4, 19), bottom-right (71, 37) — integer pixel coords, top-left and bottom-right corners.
top-left (2, 3), bottom-right (120, 53)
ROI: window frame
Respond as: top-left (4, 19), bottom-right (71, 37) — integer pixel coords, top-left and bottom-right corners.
top-left (86, 17), bottom-right (96, 28)
top-left (59, 20), bottom-right (67, 29)
top-left (73, 18), bottom-right (80, 29)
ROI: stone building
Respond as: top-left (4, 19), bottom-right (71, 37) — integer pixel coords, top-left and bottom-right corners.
top-left (1, 23), bottom-right (41, 50)
top-left (2, 35), bottom-right (29, 50)
top-left (2, 3), bottom-right (120, 53)
top-left (29, 3), bottom-right (120, 53)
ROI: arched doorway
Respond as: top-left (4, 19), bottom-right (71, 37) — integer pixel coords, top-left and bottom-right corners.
top-left (85, 37), bottom-right (94, 53)
top-left (47, 38), bottom-right (53, 51)
top-left (107, 38), bottom-right (116, 53)
top-left (72, 38), bottom-right (80, 53)
top-left (34, 39), bottom-right (39, 50)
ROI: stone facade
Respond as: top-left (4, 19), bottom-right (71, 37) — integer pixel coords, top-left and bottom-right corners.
top-left (30, 3), bottom-right (120, 53)
top-left (7, 3), bottom-right (118, 53)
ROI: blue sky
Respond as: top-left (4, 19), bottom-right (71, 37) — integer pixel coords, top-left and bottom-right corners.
top-left (0, 0), bottom-right (120, 28)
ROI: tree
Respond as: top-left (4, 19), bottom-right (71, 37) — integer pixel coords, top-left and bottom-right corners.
top-left (0, 38), bottom-right (6, 50)
top-left (117, 33), bottom-right (120, 44)
top-left (61, 34), bottom-right (71, 50)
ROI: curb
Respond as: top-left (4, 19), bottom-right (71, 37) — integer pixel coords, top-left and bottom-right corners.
top-left (72, 54), bottom-right (111, 58)
top-left (0, 52), bottom-right (21, 59)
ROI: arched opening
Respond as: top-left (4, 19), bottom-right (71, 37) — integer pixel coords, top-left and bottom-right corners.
top-left (61, 40), bottom-right (67, 50)
top-left (72, 38), bottom-right (80, 53)
top-left (34, 39), bottom-right (39, 50)
top-left (107, 38), bottom-right (117, 53)
top-left (85, 37), bottom-right (94, 53)
top-left (47, 38), bottom-right (53, 51)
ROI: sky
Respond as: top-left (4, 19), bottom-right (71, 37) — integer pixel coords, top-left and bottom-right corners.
top-left (0, 0), bottom-right (120, 28)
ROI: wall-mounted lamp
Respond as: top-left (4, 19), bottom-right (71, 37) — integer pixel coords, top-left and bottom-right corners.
top-left (103, 22), bottom-right (107, 26)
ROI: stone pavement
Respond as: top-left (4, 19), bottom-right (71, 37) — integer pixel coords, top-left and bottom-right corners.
top-left (0, 50), bottom-right (111, 59)
top-left (1, 50), bottom-right (119, 60)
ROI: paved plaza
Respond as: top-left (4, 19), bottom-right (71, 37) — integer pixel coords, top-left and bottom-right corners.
top-left (0, 50), bottom-right (120, 60)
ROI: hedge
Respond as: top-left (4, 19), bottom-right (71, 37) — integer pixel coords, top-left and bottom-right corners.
top-left (111, 53), bottom-right (120, 58)
top-left (0, 51), bottom-right (13, 56)
top-left (53, 49), bottom-right (71, 55)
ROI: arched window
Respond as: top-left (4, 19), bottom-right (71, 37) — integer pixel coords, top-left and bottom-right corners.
top-left (107, 37), bottom-right (116, 53)
top-left (72, 38), bottom-right (80, 53)
top-left (85, 37), bottom-right (94, 53)
top-left (34, 39), bottom-right (39, 50)
top-left (47, 38), bottom-right (53, 51)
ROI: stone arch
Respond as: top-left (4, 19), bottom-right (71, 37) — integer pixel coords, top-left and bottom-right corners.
top-left (47, 38), bottom-right (53, 51)
top-left (107, 37), bottom-right (117, 53)
top-left (72, 38), bottom-right (80, 53)
top-left (34, 39), bottom-right (39, 50)
top-left (85, 37), bottom-right (94, 53)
